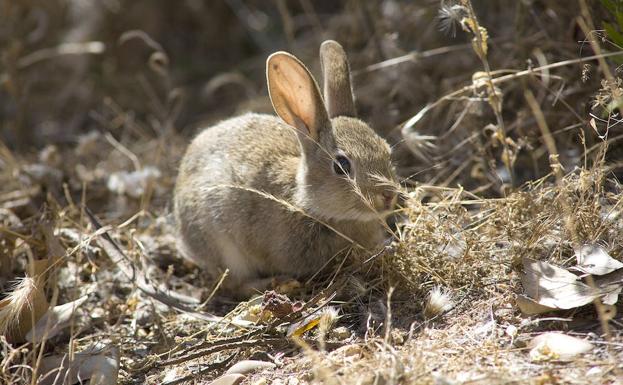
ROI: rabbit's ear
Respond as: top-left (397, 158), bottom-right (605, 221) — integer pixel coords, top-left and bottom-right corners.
top-left (320, 40), bottom-right (356, 118)
top-left (267, 52), bottom-right (329, 142)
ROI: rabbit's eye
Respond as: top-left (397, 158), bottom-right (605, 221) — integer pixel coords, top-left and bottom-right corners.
top-left (333, 155), bottom-right (352, 176)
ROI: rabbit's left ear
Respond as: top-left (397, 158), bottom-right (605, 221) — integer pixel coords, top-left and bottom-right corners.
top-left (320, 40), bottom-right (357, 118)
top-left (267, 52), bottom-right (330, 142)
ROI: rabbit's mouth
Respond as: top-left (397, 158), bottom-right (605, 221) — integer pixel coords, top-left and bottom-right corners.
top-left (328, 191), bottom-right (397, 223)
top-left (377, 190), bottom-right (397, 211)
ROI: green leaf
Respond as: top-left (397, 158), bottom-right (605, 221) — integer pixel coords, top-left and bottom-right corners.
top-left (602, 0), bottom-right (618, 15)
top-left (616, 11), bottom-right (623, 30)
top-left (607, 97), bottom-right (623, 114)
top-left (604, 22), bottom-right (623, 47)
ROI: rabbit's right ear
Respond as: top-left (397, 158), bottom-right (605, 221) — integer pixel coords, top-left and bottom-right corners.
top-left (267, 52), bottom-right (329, 142)
top-left (320, 40), bottom-right (356, 118)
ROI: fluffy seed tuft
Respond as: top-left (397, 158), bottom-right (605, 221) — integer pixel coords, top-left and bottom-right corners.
top-left (424, 286), bottom-right (453, 319)
top-left (437, 1), bottom-right (468, 37)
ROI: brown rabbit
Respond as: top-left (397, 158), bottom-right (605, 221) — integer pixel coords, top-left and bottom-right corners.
top-left (174, 40), bottom-right (398, 297)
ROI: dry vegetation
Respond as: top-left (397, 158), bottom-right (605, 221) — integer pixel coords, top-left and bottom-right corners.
top-left (2, 0), bottom-right (623, 384)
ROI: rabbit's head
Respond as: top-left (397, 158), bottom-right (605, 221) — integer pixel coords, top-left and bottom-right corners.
top-left (267, 40), bottom-right (398, 223)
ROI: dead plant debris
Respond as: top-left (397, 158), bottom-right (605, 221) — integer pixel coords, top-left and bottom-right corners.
top-left (2, 1), bottom-right (623, 385)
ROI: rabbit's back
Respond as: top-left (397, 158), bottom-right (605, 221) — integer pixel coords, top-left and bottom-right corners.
top-left (178, 113), bottom-right (300, 193)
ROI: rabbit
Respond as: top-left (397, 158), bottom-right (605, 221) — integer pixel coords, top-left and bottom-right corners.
top-left (174, 40), bottom-right (398, 297)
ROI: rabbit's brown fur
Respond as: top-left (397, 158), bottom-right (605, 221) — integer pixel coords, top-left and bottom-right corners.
top-left (174, 41), bottom-right (397, 297)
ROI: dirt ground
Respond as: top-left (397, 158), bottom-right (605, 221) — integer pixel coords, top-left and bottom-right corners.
top-left (1, 1), bottom-right (623, 384)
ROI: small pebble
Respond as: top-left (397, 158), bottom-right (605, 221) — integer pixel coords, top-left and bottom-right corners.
top-left (330, 326), bottom-right (351, 340)
top-left (329, 344), bottom-right (362, 358)
top-left (391, 329), bottom-right (406, 345)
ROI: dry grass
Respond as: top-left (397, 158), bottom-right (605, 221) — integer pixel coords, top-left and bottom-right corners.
top-left (2, 1), bottom-right (623, 384)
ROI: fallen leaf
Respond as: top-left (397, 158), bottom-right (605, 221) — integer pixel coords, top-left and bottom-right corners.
top-left (528, 332), bottom-right (593, 362)
top-left (286, 307), bottom-right (339, 338)
top-left (573, 244), bottom-right (623, 276)
top-left (594, 268), bottom-right (623, 305)
top-left (38, 343), bottom-right (120, 385)
top-left (521, 258), bottom-right (600, 309)
top-left (516, 295), bottom-right (557, 315)
top-left (287, 315), bottom-right (321, 337)
top-left (26, 295), bottom-right (89, 342)
top-left (207, 374), bottom-right (245, 385)
top-left (225, 360), bottom-right (276, 375)
top-left (602, 287), bottom-right (622, 306)
top-left (286, 306), bottom-right (339, 337)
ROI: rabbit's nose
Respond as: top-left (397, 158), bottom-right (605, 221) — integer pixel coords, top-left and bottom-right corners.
top-left (382, 191), bottom-right (395, 209)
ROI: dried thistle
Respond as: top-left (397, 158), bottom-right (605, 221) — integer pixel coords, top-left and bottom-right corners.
top-left (582, 63), bottom-right (591, 82)
top-left (423, 286), bottom-right (453, 319)
top-left (437, 1), bottom-right (468, 37)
